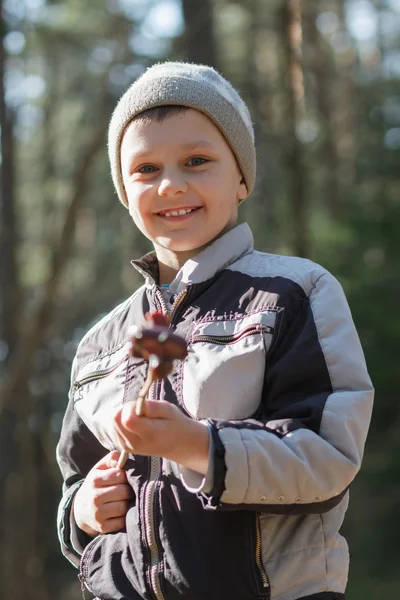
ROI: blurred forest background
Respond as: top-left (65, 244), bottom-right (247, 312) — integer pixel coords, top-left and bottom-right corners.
top-left (0, 0), bottom-right (399, 598)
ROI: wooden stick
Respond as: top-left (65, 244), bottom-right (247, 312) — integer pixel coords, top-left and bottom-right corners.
top-left (117, 357), bottom-right (158, 469)
top-left (135, 364), bottom-right (156, 417)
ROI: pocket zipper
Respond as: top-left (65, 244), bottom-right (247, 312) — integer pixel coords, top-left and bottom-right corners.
top-left (143, 457), bottom-right (166, 600)
top-left (78, 569), bottom-right (87, 600)
top-left (255, 513), bottom-right (270, 591)
top-left (78, 534), bottom-right (103, 599)
top-left (73, 355), bottom-right (128, 393)
top-left (191, 324), bottom-right (273, 346)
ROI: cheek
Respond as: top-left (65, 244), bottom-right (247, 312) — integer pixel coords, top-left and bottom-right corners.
top-left (127, 195), bottom-right (140, 222)
top-left (126, 187), bottom-right (152, 221)
top-left (199, 166), bottom-right (240, 195)
top-left (215, 197), bottom-right (239, 228)
top-left (193, 175), bottom-right (227, 205)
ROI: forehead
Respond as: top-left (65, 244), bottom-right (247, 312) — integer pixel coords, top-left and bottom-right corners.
top-left (120, 108), bottom-right (230, 157)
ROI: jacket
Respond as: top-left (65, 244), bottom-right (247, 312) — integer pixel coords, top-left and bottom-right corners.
top-left (57, 222), bottom-right (374, 600)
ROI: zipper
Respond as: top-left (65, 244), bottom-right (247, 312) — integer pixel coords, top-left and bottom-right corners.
top-left (143, 457), bottom-right (165, 600)
top-left (73, 355), bottom-right (128, 392)
top-left (141, 286), bottom-right (188, 600)
top-left (154, 286), bottom-right (188, 323)
top-left (170, 288), bottom-right (188, 323)
top-left (155, 286), bottom-right (169, 316)
top-left (191, 324), bottom-right (273, 346)
top-left (78, 535), bottom-right (103, 599)
top-left (255, 513), bottom-right (270, 592)
top-left (78, 570), bottom-right (87, 600)
top-left (144, 368), bottom-right (162, 598)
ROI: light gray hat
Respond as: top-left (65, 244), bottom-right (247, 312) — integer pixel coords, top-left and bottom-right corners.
top-left (108, 61), bottom-right (256, 207)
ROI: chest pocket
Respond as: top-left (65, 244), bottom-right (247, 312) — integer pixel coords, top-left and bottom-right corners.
top-left (182, 311), bottom-right (277, 420)
top-left (72, 345), bottom-right (133, 450)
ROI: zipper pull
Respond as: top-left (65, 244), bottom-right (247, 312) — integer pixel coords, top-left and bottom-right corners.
top-left (170, 288), bottom-right (188, 323)
top-left (78, 570), bottom-right (87, 600)
top-left (72, 381), bottom-right (83, 404)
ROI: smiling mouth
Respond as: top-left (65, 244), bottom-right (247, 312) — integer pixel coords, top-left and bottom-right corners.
top-left (156, 207), bottom-right (202, 218)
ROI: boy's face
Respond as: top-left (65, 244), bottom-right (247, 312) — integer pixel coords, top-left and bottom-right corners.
top-left (120, 108), bottom-right (247, 262)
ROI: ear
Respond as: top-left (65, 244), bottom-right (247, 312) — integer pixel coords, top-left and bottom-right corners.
top-left (122, 183), bottom-right (130, 209)
top-left (237, 177), bottom-right (248, 203)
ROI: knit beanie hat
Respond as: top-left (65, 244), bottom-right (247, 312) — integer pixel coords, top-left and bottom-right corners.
top-left (108, 61), bottom-right (256, 207)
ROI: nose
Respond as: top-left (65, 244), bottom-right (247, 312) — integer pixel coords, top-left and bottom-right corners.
top-left (157, 168), bottom-right (188, 197)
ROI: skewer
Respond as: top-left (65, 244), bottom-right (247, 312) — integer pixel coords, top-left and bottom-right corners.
top-left (116, 313), bottom-right (187, 470)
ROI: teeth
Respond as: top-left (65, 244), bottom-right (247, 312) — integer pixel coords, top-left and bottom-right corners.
top-left (162, 208), bottom-right (194, 217)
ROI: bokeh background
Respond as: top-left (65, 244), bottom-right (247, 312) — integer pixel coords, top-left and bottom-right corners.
top-left (1, 0), bottom-right (399, 598)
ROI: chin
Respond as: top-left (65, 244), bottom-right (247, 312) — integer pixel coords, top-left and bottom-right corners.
top-left (157, 236), bottom-right (213, 253)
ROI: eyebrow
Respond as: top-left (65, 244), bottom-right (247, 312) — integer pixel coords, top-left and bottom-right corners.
top-left (179, 140), bottom-right (215, 150)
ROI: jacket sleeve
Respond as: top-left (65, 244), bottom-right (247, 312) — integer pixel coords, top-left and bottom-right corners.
top-left (195, 272), bottom-right (374, 514)
top-left (56, 357), bottom-right (109, 567)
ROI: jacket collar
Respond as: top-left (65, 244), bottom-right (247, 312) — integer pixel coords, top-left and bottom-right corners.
top-left (131, 222), bottom-right (253, 296)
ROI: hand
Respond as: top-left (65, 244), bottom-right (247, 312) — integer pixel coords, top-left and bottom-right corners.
top-left (113, 401), bottom-right (210, 476)
top-left (73, 451), bottom-right (133, 537)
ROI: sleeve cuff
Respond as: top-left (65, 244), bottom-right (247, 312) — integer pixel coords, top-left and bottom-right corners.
top-left (179, 424), bottom-right (215, 494)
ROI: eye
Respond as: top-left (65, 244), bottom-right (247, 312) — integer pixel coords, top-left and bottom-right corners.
top-left (137, 164), bottom-right (158, 174)
top-left (186, 157), bottom-right (208, 167)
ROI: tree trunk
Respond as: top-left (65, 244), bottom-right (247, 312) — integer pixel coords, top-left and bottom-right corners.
top-left (0, 0), bottom-right (19, 360)
top-left (242, 0), bottom-right (277, 231)
top-left (181, 0), bottom-right (218, 68)
top-left (333, 1), bottom-right (358, 200)
top-left (0, 5), bottom-right (24, 596)
top-left (303, 5), bottom-right (342, 219)
top-left (2, 414), bottom-right (51, 600)
top-left (40, 42), bottom-right (59, 245)
top-left (281, 0), bottom-right (309, 257)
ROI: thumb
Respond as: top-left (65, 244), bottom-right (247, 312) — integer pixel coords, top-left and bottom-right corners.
top-left (95, 450), bottom-right (121, 470)
top-left (139, 400), bottom-right (176, 420)
top-left (119, 400), bottom-right (176, 431)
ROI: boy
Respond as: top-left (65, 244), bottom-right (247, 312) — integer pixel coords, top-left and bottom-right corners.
top-left (57, 62), bottom-right (374, 600)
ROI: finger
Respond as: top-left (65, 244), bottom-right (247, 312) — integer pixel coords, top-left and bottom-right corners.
top-left (98, 500), bottom-right (130, 520)
top-left (138, 400), bottom-right (175, 419)
top-left (106, 451), bottom-right (122, 469)
top-left (113, 420), bottom-right (139, 452)
top-left (99, 516), bottom-right (126, 535)
top-left (94, 450), bottom-right (122, 471)
top-left (93, 468), bottom-right (129, 488)
top-left (119, 400), bottom-right (175, 431)
top-left (93, 484), bottom-right (133, 505)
